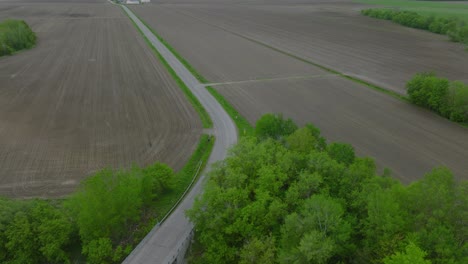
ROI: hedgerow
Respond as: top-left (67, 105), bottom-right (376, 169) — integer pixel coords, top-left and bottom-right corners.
top-left (361, 9), bottom-right (468, 46)
top-left (0, 19), bottom-right (36, 56)
top-left (407, 72), bottom-right (468, 123)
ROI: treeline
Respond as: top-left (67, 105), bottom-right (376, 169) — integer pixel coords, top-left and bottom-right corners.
top-left (407, 72), bottom-right (468, 123)
top-left (0, 164), bottom-right (176, 263)
top-left (187, 114), bottom-right (467, 264)
top-left (0, 134), bottom-right (213, 263)
top-left (0, 19), bottom-right (36, 56)
top-left (361, 9), bottom-right (468, 46)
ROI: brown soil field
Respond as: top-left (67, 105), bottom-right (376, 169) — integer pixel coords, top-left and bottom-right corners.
top-left (0, 1), bottom-right (201, 198)
top-left (132, 1), bottom-right (468, 182)
top-left (134, 0), bottom-right (468, 94)
top-left (130, 4), bottom-right (325, 83)
top-left (214, 76), bottom-right (468, 183)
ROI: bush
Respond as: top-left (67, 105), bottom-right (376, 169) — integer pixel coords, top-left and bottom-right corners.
top-left (361, 8), bottom-right (468, 47)
top-left (65, 165), bottom-right (175, 263)
top-left (407, 72), bottom-right (468, 123)
top-left (255, 113), bottom-right (298, 140)
top-left (447, 81), bottom-right (468, 122)
top-left (0, 19), bottom-right (36, 56)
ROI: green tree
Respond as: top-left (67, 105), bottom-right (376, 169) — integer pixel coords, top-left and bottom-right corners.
top-left (31, 202), bottom-right (72, 264)
top-left (239, 235), bottom-right (276, 264)
top-left (82, 238), bottom-right (113, 264)
top-left (4, 212), bottom-right (38, 264)
top-left (384, 242), bottom-right (431, 264)
top-left (141, 163), bottom-right (175, 205)
top-left (255, 113), bottom-right (297, 140)
top-left (326, 142), bottom-right (355, 166)
top-left (279, 195), bottom-right (351, 263)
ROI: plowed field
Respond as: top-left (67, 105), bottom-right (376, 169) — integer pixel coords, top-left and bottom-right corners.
top-left (131, 0), bottom-right (468, 182)
top-left (0, 1), bottom-right (201, 198)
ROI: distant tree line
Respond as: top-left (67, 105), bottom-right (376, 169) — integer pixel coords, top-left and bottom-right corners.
top-left (361, 9), bottom-right (468, 47)
top-left (187, 114), bottom-right (467, 264)
top-left (407, 72), bottom-right (468, 123)
top-left (0, 19), bottom-right (36, 56)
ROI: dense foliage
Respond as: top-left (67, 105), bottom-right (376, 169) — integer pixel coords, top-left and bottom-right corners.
top-left (407, 72), bottom-right (468, 123)
top-left (0, 133), bottom-right (213, 263)
top-left (361, 9), bottom-right (468, 46)
top-left (187, 114), bottom-right (467, 264)
top-left (0, 19), bottom-right (36, 56)
top-left (0, 163), bottom-right (175, 264)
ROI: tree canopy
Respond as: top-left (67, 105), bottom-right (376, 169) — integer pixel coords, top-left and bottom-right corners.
top-left (187, 114), bottom-right (467, 264)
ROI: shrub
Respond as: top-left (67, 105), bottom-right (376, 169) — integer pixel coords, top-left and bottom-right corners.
top-left (448, 25), bottom-right (468, 44)
top-left (361, 8), bottom-right (468, 47)
top-left (407, 73), bottom-right (468, 123)
top-left (0, 19), bottom-right (36, 56)
top-left (447, 81), bottom-right (468, 122)
top-left (65, 165), bottom-right (175, 263)
top-left (255, 113), bottom-right (298, 140)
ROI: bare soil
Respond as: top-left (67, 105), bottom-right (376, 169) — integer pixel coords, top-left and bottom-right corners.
top-left (131, 0), bottom-right (468, 182)
top-left (134, 0), bottom-right (468, 94)
top-left (0, 1), bottom-right (201, 198)
top-left (214, 76), bottom-right (468, 183)
top-left (131, 4), bottom-right (325, 83)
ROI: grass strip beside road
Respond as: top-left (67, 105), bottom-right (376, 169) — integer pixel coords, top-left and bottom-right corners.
top-left (123, 7), bottom-right (212, 128)
top-left (206, 86), bottom-right (254, 137)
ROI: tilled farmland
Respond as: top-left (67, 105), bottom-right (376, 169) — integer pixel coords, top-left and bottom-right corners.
top-left (0, 1), bottom-right (201, 198)
top-left (214, 76), bottom-right (468, 183)
top-left (133, 0), bottom-right (468, 94)
top-left (131, 0), bottom-right (468, 182)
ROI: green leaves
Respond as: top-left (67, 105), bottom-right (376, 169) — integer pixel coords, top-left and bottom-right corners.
top-left (406, 72), bottom-right (468, 123)
top-left (0, 200), bottom-right (73, 264)
top-left (280, 195), bottom-right (351, 264)
top-left (0, 20), bottom-right (36, 56)
top-left (384, 242), bottom-right (432, 264)
top-left (188, 116), bottom-right (467, 264)
top-left (64, 165), bottom-right (177, 263)
top-left (255, 113), bottom-right (298, 140)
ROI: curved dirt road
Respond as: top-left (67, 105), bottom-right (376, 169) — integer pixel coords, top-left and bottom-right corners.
top-left (121, 5), bottom-right (237, 264)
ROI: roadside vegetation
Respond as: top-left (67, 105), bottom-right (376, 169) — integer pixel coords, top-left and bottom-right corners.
top-left (0, 19), bottom-right (36, 56)
top-left (361, 8), bottom-right (468, 47)
top-left (0, 135), bottom-right (214, 264)
top-left (206, 86), bottom-right (254, 137)
top-left (187, 114), bottom-right (467, 264)
top-left (357, 0), bottom-right (468, 21)
top-left (407, 73), bottom-right (468, 123)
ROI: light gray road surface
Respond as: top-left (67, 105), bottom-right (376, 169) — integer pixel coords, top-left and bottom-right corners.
top-left (121, 5), bottom-right (237, 264)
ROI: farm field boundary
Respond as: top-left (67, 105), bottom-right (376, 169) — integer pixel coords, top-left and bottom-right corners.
top-left (136, 7), bottom-right (409, 102)
top-left (183, 10), bottom-right (409, 101)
